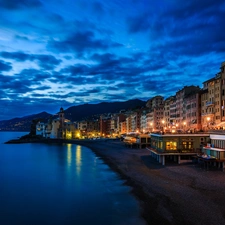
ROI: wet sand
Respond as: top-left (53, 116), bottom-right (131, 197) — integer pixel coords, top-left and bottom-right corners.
top-left (72, 139), bottom-right (225, 225)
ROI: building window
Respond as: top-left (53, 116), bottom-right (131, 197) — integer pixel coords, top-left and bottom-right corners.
top-left (182, 141), bottom-right (193, 149)
top-left (166, 141), bottom-right (177, 150)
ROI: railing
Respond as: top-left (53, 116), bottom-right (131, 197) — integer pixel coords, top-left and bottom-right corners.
top-left (208, 129), bottom-right (225, 134)
top-left (206, 101), bottom-right (214, 106)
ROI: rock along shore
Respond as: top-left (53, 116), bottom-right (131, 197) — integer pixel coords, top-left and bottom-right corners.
top-left (5, 138), bottom-right (225, 225)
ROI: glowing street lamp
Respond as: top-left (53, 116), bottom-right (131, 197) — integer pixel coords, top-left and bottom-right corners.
top-left (207, 117), bottom-right (210, 129)
top-left (183, 121), bottom-right (186, 131)
top-left (149, 122), bottom-right (153, 132)
top-left (161, 120), bottom-right (165, 131)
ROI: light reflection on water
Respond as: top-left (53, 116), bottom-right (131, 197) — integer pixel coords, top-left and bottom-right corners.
top-left (0, 132), bottom-right (147, 225)
top-left (76, 145), bottom-right (82, 175)
top-left (67, 143), bottom-right (72, 166)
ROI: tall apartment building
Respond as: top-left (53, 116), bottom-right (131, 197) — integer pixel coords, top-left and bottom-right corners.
top-left (140, 110), bottom-right (148, 133)
top-left (120, 120), bottom-right (127, 134)
top-left (214, 73), bottom-right (222, 125)
top-left (175, 86), bottom-right (200, 129)
top-left (146, 96), bottom-right (164, 131)
top-left (184, 89), bottom-right (201, 131)
top-left (100, 115), bottom-right (111, 136)
top-left (163, 96), bottom-right (175, 128)
top-left (146, 110), bottom-right (154, 131)
top-left (220, 61), bottom-right (225, 122)
top-left (146, 95), bottom-right (164, 109)
top-left (170, 98), bottom-right (176, 125)
top-left (130, 109), bottom-right (143, 132)
top-left (126, 115), bottom-right (132, 133)
top-left (116, 113), bottom-right (126, 134)
top-left (201, 73), bottom-right (222, 129)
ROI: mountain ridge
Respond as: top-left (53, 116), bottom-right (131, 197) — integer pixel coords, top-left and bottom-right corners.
top-left (0, 99), bottom-right (146, 131)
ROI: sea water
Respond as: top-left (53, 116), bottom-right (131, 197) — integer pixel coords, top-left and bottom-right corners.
top-left (0, 132), bottom-right (146, 225)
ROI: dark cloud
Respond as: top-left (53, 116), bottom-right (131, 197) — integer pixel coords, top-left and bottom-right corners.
top-left (127, 0), bottom-right (225, 57)
top-left (0, 60), bottom-right (12, 71)
top-left (0, 51), bottom-right (62, 70)
top-left (92, 1), bottom-right (104, 15)
top-left (1, 51), bottom-right (29, 61)
top-left (16, 69), bottom-right (51, 83)
top-left (0, 0), bottom-right (42, 10)
top-left (0, 0), bottom-right (224, 120)
top-left (47, 31), bottom-right (123, 56)
top-left (127, 12), bottom-right (151, 34)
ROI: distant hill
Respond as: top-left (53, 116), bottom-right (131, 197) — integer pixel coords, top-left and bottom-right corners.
top-left (64, 99), bottom-right (146, 121)
top-left (0, 99), bottom-right (146, 131)
top-left (0, 112), bottom-right (52, 132)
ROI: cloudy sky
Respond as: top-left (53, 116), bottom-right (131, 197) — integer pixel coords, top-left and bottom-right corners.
top-left (0, 0), bottom-right (225, 120)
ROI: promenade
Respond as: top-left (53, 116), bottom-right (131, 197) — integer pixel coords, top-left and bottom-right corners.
top-left (72, 139), bottom-right (225, 225)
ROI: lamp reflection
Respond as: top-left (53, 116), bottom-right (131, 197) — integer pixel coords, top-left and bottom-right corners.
top-left (76, 145), bottom-right (82, 175)
top-left (67, 144), bottom-right (72, 166)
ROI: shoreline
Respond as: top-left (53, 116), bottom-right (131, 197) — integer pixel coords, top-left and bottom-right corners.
top-left (5, 138), bottom-right (225, 225)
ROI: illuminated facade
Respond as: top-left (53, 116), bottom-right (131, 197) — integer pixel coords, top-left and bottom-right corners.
top-left (36, 107), bottom-right (76, 139)
top-left (149, 133), bottom-right (210, 165)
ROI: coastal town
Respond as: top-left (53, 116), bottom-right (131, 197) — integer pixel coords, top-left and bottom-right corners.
top-left (33, 61), bottom-right (225, 170)
top-left (4, 61), bottom-right (225, 225)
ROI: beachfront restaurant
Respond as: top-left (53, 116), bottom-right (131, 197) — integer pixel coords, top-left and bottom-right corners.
top-left (147, 133), bottom-right (210, 165)
top-left (201, 133), bottom-right (225, 170)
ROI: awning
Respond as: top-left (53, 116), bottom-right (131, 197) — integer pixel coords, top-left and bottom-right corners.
top-left (214, 122), bottom-right (225, 127)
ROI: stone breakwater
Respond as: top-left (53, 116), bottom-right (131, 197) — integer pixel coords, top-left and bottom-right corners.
top-left (5, 138), bottom-right (225, 225)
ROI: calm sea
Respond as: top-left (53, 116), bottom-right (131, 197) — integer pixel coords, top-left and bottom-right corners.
top-left (0, 132), bottom-right (146, 225)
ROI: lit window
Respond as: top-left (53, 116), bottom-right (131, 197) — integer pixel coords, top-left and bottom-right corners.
top-left (166, 141), bottom-right (177, 150)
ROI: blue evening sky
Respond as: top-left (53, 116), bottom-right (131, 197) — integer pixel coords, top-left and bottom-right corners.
top-left (0, 0), bottom-right (225, 120)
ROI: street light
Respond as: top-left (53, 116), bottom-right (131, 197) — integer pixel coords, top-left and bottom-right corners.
top-left (162, 120), bottom-right (165, 132)
top-left (149, 122), bottom-right (153, 132)
top-left (207, 117), bottom-right (210, 129)
top-left (183, 121), bottom-right (186, 131)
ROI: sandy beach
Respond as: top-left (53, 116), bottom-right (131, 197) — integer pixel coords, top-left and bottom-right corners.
top-left (70, 139), bottom-right (225, 225)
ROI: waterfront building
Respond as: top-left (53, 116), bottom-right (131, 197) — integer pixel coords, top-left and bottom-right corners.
top-left (116, 113), bottom-right (126, 134)
top-left (154, 105), bottom-right (164, 131)
top-left (36, 122), bottom-right (46, 136)
top-left (99, 115), bottom-right (111, 137)
top-left (120, 120), bottom-right (127, 134)
top-left (146, 110), bottom-right (154, 132)
top-left (126, 115), bottom-right (132, 133)
top-left (163, 96), bottom-right (175, 130)
top-left (169, 98), bottom-right (176, 126)
top-left (146, 95), bottom-right (164, 109)
top-left (201, 73), bottom-right (222, 130)
top-left (175, 86), bottom-right (200, 130)
top-left (148, 133), bottom-right (210, 165)
top-left (184, 88), bottom-right (201, 131)
top-left (36, 107), bottom-right (76, 139)
top-left (220, 61), bottom-right (225, 124)
top-left (146, 96), bottom-right (164, 131)
top-left (110, 114), bottom-right (117, 135)
top-left (140, 110), bottom-right (148, 133)
top-left (130, 109), bottom-right (142, 132)
top-left (203, 132), bottom-right (225, 160)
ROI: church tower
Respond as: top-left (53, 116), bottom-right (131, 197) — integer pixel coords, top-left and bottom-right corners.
top-left (58, 107), bottom-right (65, 138)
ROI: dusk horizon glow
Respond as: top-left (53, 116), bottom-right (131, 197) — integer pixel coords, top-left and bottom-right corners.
top-left (0, 0), bottom-right (225, 120)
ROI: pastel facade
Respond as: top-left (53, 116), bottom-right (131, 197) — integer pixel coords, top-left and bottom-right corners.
top-left (202, 133), bottom-right (225, 160)
top-left (36, 107), bottom-right (76, 139)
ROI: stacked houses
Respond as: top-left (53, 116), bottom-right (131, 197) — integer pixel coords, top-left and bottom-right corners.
top-left (37, 61), bottom-right (225, 139)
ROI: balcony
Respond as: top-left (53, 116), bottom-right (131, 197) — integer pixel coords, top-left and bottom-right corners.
top-left (206, 101), bottom-right (214, 107)
top-left (201, 112), bottom-right (214, 116)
